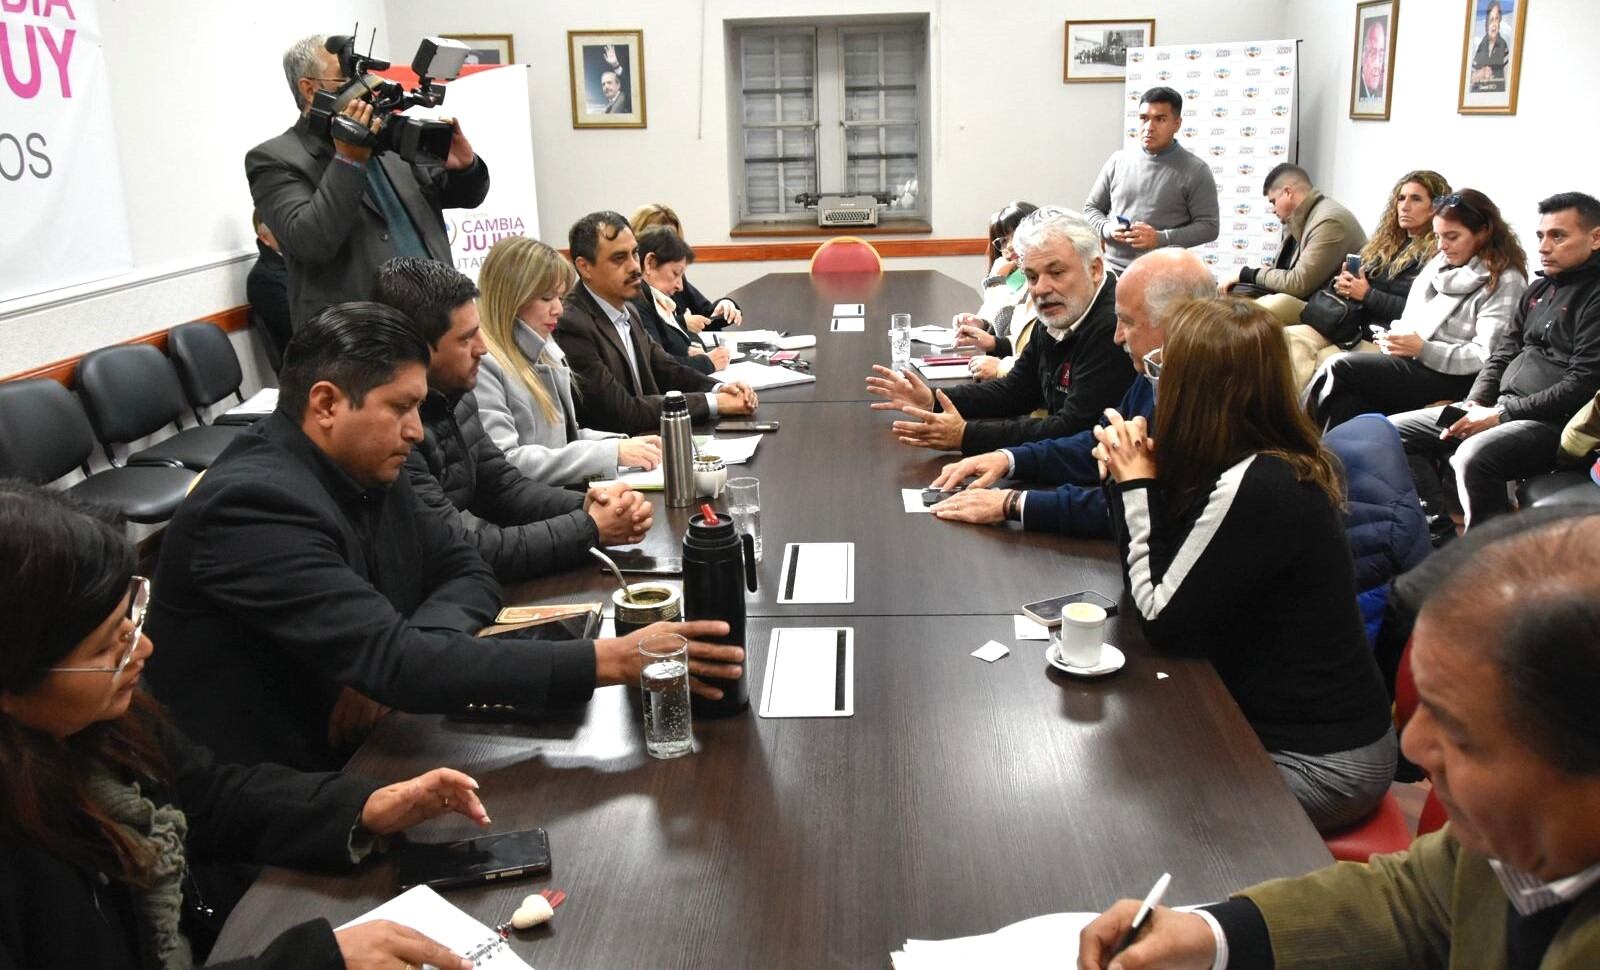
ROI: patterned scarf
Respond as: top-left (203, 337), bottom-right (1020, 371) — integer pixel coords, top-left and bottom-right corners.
top-left (84, 764), bottom-right (194, 970)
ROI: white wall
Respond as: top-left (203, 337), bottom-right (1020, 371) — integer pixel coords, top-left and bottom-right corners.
top-left (0, 0), bottom-right (389, 378)
top-left (1284, 0), bottom-right (1600, 249)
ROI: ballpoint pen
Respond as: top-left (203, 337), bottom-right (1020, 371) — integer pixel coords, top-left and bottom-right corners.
top-left (1111, 871), bottom-right (1172, 957)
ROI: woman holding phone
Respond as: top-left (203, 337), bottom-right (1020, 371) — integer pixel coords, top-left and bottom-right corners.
top-left (1094, 299), bottom-right (1397, 833)
top-left (1306, 188), bottom-right (1528, 430)
top-left (0, 481), bottom-right (487, 969)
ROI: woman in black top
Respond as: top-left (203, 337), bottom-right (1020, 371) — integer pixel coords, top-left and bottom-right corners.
top-left (0, 482), bottom-right (485, 970)
top-left (630, 227), bottom-right (728, 376)
top-left (1096, 299), bottom-right (1397, 832)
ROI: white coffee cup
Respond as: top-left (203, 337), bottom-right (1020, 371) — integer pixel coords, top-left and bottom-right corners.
top-left (1056, 602), bottom-right (1107, 667)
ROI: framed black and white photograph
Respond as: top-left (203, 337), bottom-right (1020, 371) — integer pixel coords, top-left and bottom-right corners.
top-left (1350, 0), bottom-right (1398, 119)
top-left (1458, 0), bottom-right (1526, 114)
top-left (441, 33), bottom-right (514, 66)
top-left (568, 29), bottom-right (647, 129)
top-left (1063, 19), bottom-right (1155, 83)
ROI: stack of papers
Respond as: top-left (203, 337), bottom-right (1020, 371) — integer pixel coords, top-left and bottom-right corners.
top-left (911, 358), bottom-right (970, 381)
top-left (910, 325), bottom-right (958, 349)
top-left (891, 912), bottom-right (1096, 968)
top-left (710, 360), bottom-right (817, 389)
top-left (614, 434), bottom-right (763, 490)
top-left (339, 885), bottom-right (533, 969)
top-left (707, 329), bottom-right (786, 346)
top-left (224, 387), bottom-right (278, 418)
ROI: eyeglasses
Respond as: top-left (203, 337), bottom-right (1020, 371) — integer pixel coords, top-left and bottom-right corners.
top-left (991, 237), bottom-right (1013, 255)
top-left (1142, 347), bottom-right (1164, 380)
top-left (50, 576), bottom-right (150, 680)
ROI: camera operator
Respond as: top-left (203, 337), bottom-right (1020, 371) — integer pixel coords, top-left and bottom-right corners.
top-left (246, 34), bottom-right (490, 330)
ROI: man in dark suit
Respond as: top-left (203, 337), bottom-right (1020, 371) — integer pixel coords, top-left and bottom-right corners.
top-left (144, 303), bottom-right (744, 771)
top-left (245, 34), bottom-right (491, 330)
top-left (559, 210), bottom-right (757, 434)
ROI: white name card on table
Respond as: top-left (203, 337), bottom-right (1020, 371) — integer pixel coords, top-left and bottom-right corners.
top-left (710, 360), bottom-right (817, 390)
top-left (900, 488), bottom-right (934, 514)
top-left (830, 318), bottom-right (866, 332)
top-left (338, 885), bottom-right (533, 969)
top-left (777, 542), bottom-right (855, 603)
top-left (832, 303), bottom-right (865, 316)
top-left (891, 911), bottom-right (1097, 969)
top-left (758, 627), bottom-right (855, 718)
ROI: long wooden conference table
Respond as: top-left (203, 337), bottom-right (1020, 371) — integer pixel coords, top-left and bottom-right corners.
top-left (212, 271), bottom-right (1331, 968)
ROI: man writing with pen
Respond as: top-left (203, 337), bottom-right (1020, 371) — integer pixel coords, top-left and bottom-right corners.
top-left (1075, 509), bottom-right (1600, 969)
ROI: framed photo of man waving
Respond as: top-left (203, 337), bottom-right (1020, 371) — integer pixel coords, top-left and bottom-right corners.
top-left (1457, 0), bottom-right (1526, 114)
top-left (568, 29), bottom-right (647, 129)
top-left (1349, 0), bottom-right (1398, 120)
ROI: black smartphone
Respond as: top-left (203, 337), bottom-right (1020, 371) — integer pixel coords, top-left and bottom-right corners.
top-left (600, 552), bottom-right (683, 575)
top-left (716, 421), bottom-right (780, 433)
top-left (1115, 215), bottom-right (1132, 229)
top-left (1021, 590), bottom-right (1119, 628)
top-left (1345, 253), bottom-right (1363, 275)
top-left (395, 828), bottom-right (551, 891)
top-left (1436, 404), bottom-right (1469, 428)
top-left (921, 488), bottom-right (955, 506)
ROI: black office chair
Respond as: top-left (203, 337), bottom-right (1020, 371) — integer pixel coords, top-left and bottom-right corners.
top-left (0, 378), bottom-right (197, 523)
top-left (1517, 467), bottom-right (1600, 509)
top-left (76, 344), bottom-right (244, 470)
top-left (167, 321), bottom-right (259, 426)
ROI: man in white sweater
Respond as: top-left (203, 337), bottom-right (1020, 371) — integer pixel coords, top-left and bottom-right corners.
top-left (1083, 86), bottom-right (1220, 273)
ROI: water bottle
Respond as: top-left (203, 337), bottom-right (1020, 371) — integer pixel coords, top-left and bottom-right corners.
top-left (682, 508), bottom-right (758, 717)
top-left (660, 391), bottom-right (695, 508)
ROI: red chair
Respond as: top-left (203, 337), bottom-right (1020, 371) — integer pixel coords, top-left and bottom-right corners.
top-left (1417, 789), bottom-right (1449, 835)
top-left (809, 236), bottom-right (882, 275)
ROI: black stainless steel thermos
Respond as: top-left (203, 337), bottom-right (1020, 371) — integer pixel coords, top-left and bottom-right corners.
top-left (682, 509), bottom-right (758, 717)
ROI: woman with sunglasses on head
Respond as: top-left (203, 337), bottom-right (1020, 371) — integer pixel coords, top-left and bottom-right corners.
top-left (955, 201), bottom-right (1040, 381)
top-left (0, 481), bottom-right (487, 970)
top-left (1307, 188), bottom-right (1528, 430)
top-left (1094, 299), bottom-right (1397, 833)
top-left (1282, 169), bottom-right (1451, 387)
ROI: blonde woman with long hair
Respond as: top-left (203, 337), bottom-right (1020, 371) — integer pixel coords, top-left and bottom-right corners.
top-left (475, 236), bottom-right (662, 485)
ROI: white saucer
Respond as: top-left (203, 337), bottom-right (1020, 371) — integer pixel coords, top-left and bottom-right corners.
top-left (1045, 642), bottom-right (1126, 678)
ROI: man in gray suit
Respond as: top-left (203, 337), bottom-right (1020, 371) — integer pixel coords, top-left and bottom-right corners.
top-left (246, 34), bottom-right (491, 330)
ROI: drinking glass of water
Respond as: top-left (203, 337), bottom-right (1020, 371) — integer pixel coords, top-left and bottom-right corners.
top-left (640, 632), bottom-right (693, 759)
top-left (726, 476), bottom-right (762, 563)
top-left (890, 312), bottom-right (912, 372)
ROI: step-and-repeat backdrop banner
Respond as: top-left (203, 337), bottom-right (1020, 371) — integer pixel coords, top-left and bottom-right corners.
top-left (1124, 39), bottom-right (1299, 275)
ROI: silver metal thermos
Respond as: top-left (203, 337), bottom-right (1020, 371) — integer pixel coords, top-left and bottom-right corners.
top-left (661, 391), bottom-right (695, 508)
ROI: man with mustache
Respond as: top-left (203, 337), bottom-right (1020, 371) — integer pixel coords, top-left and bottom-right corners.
top-left (866, 207), bottom-right (1134, 454)
top-left (557, 210), bottom-right (757, 434)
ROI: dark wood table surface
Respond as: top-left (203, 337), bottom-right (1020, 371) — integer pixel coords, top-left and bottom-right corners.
top-left (212, 271), bottom-right (1331, 968)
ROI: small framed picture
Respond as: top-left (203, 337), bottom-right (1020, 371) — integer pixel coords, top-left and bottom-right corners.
top-left (1458, 0), bottom-right (1526, 114)
top-left (568, 29), bottom-right (646, 129)
top-left (1350, 0), bottom-right (1399, 120)
top-left (441, 33), bottom-right (515, 66)
top-left (1063, 19), bottom-right (1155, 84)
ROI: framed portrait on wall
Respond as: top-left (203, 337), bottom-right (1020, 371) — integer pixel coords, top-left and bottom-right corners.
top-left (1063, 19), bottom-right (1155, 83)
top-left (1458, 0), bottom-right (1526, 114)
top-left (441, 33), bottom-right (515, 66)
top-left (568, 29), bottom-right (646, 128)
top-left (1350, 0), bottom-right (1398, 119)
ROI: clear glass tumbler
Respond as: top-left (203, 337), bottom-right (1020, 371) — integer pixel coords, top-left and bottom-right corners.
top-left (639, 633), bottom-right (693, 759)
top-left (726, 476), bottom-right (762, 563)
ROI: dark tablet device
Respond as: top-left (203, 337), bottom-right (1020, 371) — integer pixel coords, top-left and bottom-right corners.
top-left (396, 828), bottom-right (551, 891)
top-left (601, 551), bottom-right (684, 575)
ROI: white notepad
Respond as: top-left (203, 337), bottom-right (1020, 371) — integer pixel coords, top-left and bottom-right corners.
top-left (911, 359), bottom-right (971, 381)
top-left (338, 885), bottom-right (533, 969)
top-left (774, 334), bottom-right (817, 349)
top-left (830, 318), bottom-right (866, 332)
top-left (909, 325), bottom-right (958, 349)
top-left (777, 542), bottom-right (855, 603)
top-left (709, 360), bottom-right (817, 389)
top-left (759, 627), bottom-right (854, 718)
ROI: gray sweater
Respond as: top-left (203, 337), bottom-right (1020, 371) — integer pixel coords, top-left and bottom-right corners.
top-left (475, 323), bottom-right (624, 486)
top-left (1395, 253), bottom-right (1527, 376)
top-left (1083, 141), bottom-right (1220, 271)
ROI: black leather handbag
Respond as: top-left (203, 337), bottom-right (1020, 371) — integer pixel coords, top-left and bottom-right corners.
top-left (1300, 286), bottom-right (1359, 345)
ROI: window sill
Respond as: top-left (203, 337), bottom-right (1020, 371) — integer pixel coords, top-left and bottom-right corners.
top-left (729, 220), bottom-right (932, 238)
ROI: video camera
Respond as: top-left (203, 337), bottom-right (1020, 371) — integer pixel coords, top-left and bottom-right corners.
top-left (306, 31), bottom-right (472, 166)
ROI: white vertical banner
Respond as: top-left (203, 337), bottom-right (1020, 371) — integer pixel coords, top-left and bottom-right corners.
top-left (1123, 39), bottom-right (1298, 276)
top-left (0, 0), bottom-right (132, 302)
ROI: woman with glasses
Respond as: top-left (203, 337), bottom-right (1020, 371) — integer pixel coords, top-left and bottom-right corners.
top-left (1094, 299), bottom-right (1397, 833)
top-left (630, 227), bottom-right (730, 376)
top-left (955, 201), bottom-right (1040, 380)
top-left (474, 235), bottom-right (664, 486)
top-left (0, 481), bottom-right (484, 970)
top-left (1307, 188), bottom-right (1528, 430)
top-left (629, 204), bottom-right (743, 331)
top-left (1282, 170), bottom-right (1451, 387)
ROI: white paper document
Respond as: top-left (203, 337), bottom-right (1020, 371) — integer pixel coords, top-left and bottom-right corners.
top-left (911, 359), bottom-right (971, 381)
top-left (710, 360), bottom-right (817, 389)
top-left (339, 885), bottom-right (533, 969)
top-left (830, 317), bottom-right (866, 332)
top-left (891, 911), bottom-right (1097, 969)
top-left (901, 488), bottom-right (934, 514)
top-left (759, 627), bottom-right (854, 718)
top-left (711, 328), bottom-right (787, 346)
top-left (225, 386), bottom-right (278, 417)
top-left (832, 303), bottom-right (865, 316)
top-left (777, 542), bottom-right (855, 603)
top-left (774, 334), bottom-right (817, 350)
top-left (1013, 615), bottom-right (1050, 640)
top-left (612, 434), bottom-right (763, 490)
top-left (909, 325), bottom-right (958, 348)
top-left (971, 640), bottom-right (1010, 663)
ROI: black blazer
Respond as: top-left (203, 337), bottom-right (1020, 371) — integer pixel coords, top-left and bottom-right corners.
top-left (0, 721), bottom-right (376, 970)
top-left (559, 283), bottom-right (719, 433)
top-left (630, 290), bottom-right (716, 375)
top-left (245, 116), bottom-right (491, 330)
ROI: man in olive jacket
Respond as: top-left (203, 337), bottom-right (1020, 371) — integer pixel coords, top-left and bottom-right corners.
top-left (1220, 163), bottom-right (1367, 302)
top-left (1076, 507), bottom-right (1600, 969)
